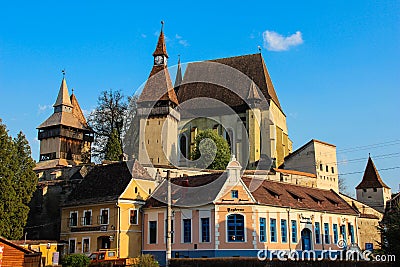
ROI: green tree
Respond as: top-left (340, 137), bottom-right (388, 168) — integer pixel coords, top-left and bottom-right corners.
top-left (192, 129), bottom-right (230, 170)
top-left (105, 129), bottom-right (123, 161)
top-left (88, 89), bottom-right (128, 161)
top-left (380, 202), bottom-right (400, 258)
top-left (0, 120), bottom-right (37, 239)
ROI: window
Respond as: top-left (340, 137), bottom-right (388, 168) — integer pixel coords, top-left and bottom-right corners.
top-left (69, 211), bottom-right (78, 227)
top-left (130, 209), bottom-right (138, 225)
top-left (149, 221), bottom-right (157, 244)
top-left (291, 220), bottom-right (297, 243)
top-left (324, 223), bottom-right (330, 244)
top-left (363, 189), bottom-right (367, 192)
top-left (331, 167), bottom-right (335, 173)
top-left (100, 209), bottom-right (109, 225)
top-left (333, 224), bottom-right (338, 244)
top-left (135, 187), bottom-right (138, 193)
top-left (340, 225), bottom-right (347, 241)
top-left (69, 239), bottom-right (76, 254)
top-left (320, 164), bottom-right (323, 171)
top-left (315, 222), bottom-right (321, 244)
top-left (183, 219), bottom-right (191, 243)
top-left (259, 217), bottom-right (266, 242)
top-left (227, 214), bottom-right (245, 242)
top-left (201, 218), bottom-right (210, 242)
top-left (231, 190), bottom-right (238, 199)
top-left (326, 165), bottom-right (329, 172)
top-left (281, 219), bottom-right (287, 243)
top-left (83, 210), bottom-right (92, 226)
top-left (270, 218), bottom-right (277, 242)
top-left (373, 188), bottom-right (377, 192)
top-left (82, 238), bottom-right (90, 253)
top-left (349, 224), bottom-right (355, 244)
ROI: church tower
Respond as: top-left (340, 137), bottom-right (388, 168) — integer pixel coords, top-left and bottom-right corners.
top-left (137, 23), bottom-right (180, 166)
top-left (37, 76), bottom-right (94, 166)
top-left (356, 156), bottom-right (392, 212)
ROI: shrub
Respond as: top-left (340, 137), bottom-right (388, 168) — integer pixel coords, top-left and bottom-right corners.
top-left (135, 254), bottom-right (159, 267)
top-left (62, 254), bottom-right (90, 267)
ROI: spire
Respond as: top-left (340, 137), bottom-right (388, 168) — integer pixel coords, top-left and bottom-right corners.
top-left (174, 55), bottom-right (182, 89)
top-left (53, 77), bottom-right (73, 109)
top-left (356, 156), bottom-right (390, 189)
top-left (153, 21), bottom-right (168, 58)
top-left (247, 81), bottom-right (262, 102)
top-left (138, 22), bottom-right (178, 106)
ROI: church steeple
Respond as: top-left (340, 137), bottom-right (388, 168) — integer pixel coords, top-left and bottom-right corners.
top-left (54, 77), bottom-right (73, 113)
top-left (153, 21), bottom-right (168, 66)
top-left (174, 56), bottom-right (182, 94)
top-left (138, 21), bottom-right (179, 106)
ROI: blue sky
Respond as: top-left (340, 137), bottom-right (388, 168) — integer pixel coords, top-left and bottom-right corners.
top-left (0, 0), bottom-right (399, 194)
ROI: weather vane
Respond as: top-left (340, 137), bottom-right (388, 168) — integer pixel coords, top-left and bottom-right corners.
top-left (161, 20), bottom-right (164, 32)
top-left (258, 46), bottom-right (261, 53)
top-left (62, 69), bottom-right (66, 78)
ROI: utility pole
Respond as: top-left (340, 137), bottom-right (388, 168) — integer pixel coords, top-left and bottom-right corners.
top-left (166, 170), bottom-right (172, 267)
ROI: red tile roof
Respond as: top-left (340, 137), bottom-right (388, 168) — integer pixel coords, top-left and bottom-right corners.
top-left (242, 177), bottom-right (358, 215)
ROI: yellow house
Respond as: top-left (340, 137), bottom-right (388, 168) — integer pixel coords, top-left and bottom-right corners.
top-left (60, 160), bottom-right (158, 258)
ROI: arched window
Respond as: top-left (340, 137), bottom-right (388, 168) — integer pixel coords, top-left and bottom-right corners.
top-left (227, 214), bottom-right (245, 242)
top-left (180, 135), bottom-right (187, 159)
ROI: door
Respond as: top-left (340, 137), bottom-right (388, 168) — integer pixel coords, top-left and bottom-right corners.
top-left (97, 236), bottom-right (110, 250)
top-left (301, 228), bottom-right (312, 250)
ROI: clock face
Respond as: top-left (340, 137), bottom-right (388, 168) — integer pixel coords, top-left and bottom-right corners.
top-left (155, 56), bottom-right (164, 65)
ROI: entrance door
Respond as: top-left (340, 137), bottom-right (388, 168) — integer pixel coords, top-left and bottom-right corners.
top-left (98, 236), bottom-right (110, 249)
top-left (301, 228), bottom-right (312, 250)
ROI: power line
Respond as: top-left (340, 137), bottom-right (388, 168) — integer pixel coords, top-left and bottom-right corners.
top-left (339, 166), bottom-right (400, 176)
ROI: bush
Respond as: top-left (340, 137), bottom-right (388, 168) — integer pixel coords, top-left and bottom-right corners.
top-left (62, 254), bottom-right (90, 267)
top-left (135, 254), bottom-right (159, 267)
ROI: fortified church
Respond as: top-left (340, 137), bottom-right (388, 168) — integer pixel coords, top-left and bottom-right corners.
top-left (28, 24), bottom-right (393, 262)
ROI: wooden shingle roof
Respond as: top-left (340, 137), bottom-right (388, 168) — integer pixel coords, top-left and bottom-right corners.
top-left (53, 78), bottom-right (73, 108)
top-left (138, 65), bottom-right (179, 105)
top-left (177, 53), bottom-right (282, 112)
top-left (356, 156), bottom-right (390, 189)
top-left (152, 29), bottom-right (168, 57)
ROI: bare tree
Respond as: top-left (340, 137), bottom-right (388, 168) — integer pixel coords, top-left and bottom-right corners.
top-left (88, 89), bottom-right (128, 161)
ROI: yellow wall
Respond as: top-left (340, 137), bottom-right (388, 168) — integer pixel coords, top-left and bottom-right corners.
top-left (60, 177), bottom-right (158, 258)
top-left (20, 243), bottom-right (58, 266)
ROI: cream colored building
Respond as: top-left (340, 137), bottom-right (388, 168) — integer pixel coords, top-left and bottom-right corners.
top-left (282, 139), bottom-right (339, 191)
top-left (340, 193), bottom-right (383, 250)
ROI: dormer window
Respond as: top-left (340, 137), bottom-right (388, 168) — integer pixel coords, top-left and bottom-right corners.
top-left (287, 190), bottom-right (304, 203)
top-left (264, 186), bottom-right (281, 199)
top-left (326, 197), bottom-right (339, 207)
top-left (231, 190), bottom-right (238, 199)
